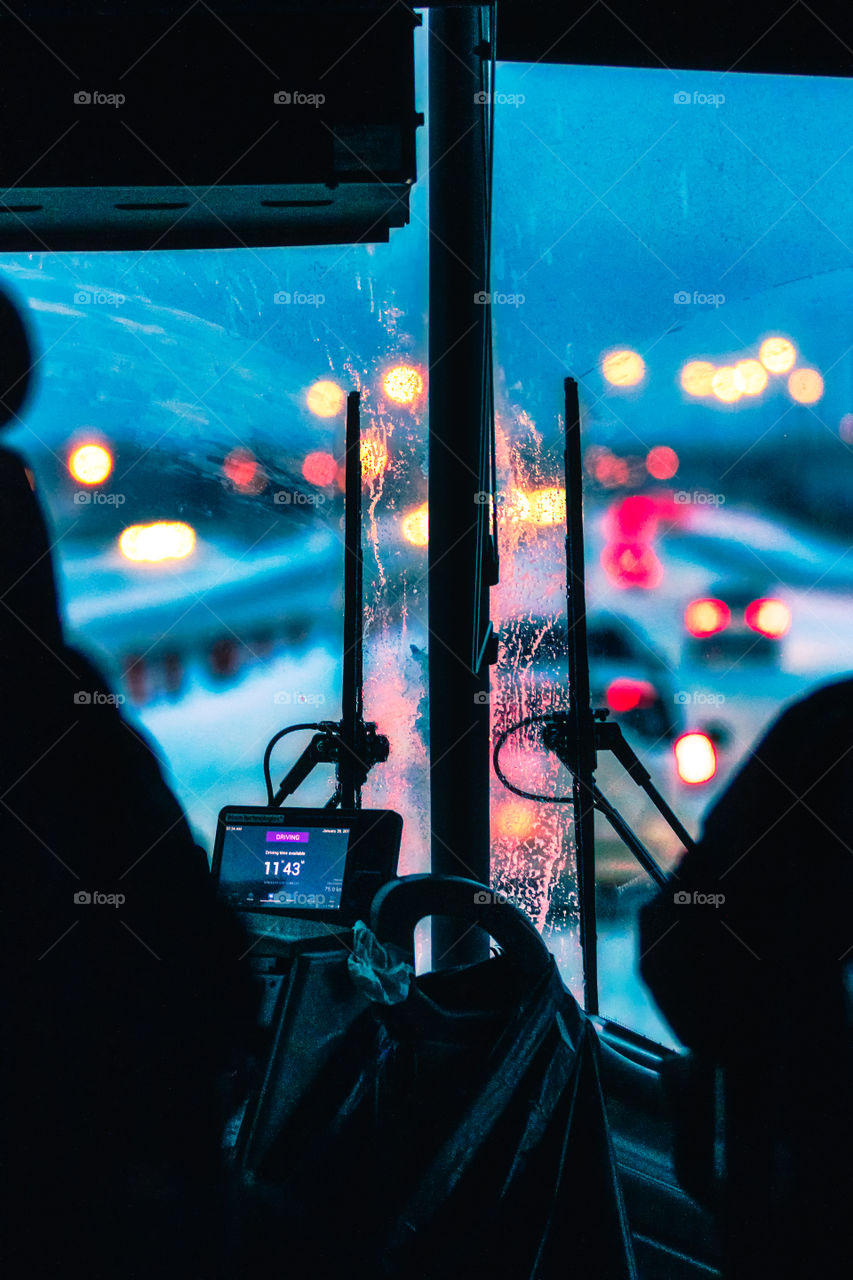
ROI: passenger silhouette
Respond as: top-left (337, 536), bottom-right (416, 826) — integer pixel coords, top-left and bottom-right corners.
top-left (640, 678), bottom-right (853, 1279)
top-left (0, 286), bottom-right (259, 1277)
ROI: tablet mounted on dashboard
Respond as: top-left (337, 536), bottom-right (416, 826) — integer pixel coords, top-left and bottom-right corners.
top-left (212, 806), bottom-right (402, 925)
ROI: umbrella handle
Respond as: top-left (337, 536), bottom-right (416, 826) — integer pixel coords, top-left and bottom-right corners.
top-left (369, 874), bottom-right (551, 975)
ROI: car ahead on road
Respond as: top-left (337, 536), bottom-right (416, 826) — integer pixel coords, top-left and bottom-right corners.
top-left (683, 579), bottom-right (792, 669)
top-left (60, 524), bottom-right (343, 704)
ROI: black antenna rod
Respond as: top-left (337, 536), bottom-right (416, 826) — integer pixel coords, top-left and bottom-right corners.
top-left (268, 387), bottom-right (388, 809)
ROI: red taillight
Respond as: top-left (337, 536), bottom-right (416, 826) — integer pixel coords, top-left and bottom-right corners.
top-left (601, 541), bottom-right (664, 589)
top-left (606, 677), bottom-right (658, 713)
top-left (674, 732), bottom-right (717, 784)
top-left (606, 495), bottom-right (659, 541)
top-left (685, 597), bottom-right (730, 637)
top-left (745, 597), bottom-right (791, 639)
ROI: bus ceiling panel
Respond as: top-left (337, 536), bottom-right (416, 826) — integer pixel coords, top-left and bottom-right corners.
top-left (8, 1), bottom-right (440, 13)
top-left (0, 186), bottom-right (414, 253)
top-left (0, 5), bottom-right (420, 251)
top-left (496, 0), bottom-right (853, 78)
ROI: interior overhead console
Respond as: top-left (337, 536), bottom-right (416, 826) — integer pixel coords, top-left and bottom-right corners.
top-left (0, 3), bottom-right (422, 250)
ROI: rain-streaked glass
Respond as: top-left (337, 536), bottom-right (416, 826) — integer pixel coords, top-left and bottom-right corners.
top-left (492, 62), bottom-right (853, 1042)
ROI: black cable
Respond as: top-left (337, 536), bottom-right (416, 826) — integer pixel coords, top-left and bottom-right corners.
top-left (262, 723), bottom-right (338, 805)
top-left (492, 716), bottom-right (574, 804)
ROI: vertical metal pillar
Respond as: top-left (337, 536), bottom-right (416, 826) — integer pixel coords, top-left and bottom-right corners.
top-left (340, 390), bottom-right (363, 810)
top-left (564, 377), bottom-right (598, 1013)
top-left (428, 5), bottom-right (491, 967)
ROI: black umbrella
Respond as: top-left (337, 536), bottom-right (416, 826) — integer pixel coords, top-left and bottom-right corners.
top-left (243, 875), bottom-right (637, 1280)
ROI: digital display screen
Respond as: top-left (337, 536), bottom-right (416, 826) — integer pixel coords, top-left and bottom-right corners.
top-left (217, 819), bottom-right (350, 912)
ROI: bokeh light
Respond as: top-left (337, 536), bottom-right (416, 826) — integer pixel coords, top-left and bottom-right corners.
top-left (601, 455), bottom-right (627, 483)
top-left (787, 367), bottom-right (824, 404)
top-left (528, 486), bottom-right (567, 525)
top-left (302, 451), bottom-right (339, 486)
top-left (733, 359), bottom-right (768, 396)
top-left (608, 494), bottom-right (659, 541)
top-left (840, 414), bottom-right (853, 444)
top-left (401, 502), bottom-right (428, 546)
top-left (595, 454), bottom-right (630, 487)
top-left (606, 677), bottom-right (657, 713)
top-left (584, 445), bottom-right (610, 473)
top-left (360, 435), bottom-right (389, 481)
top-left (119, 521), bottom-right (196, 563)
top-left (223, 447), bottom-right (266, 494)
top-left (745, 597), bottom-right (792, 639)
top-left (69, 443), bottom-right (113, 485)
top-left (680, 360), bottom-right (716, 397)
top-left (685, 598), bottom-right (730, 637)
top-left (601, 541), bottom-right (664, 589)
top-left (502, 488), bottom-right (531, 523)
top-left (383, 364), bottom-right (424, 405)
top-left (674, 732), bottom-right (717, 784)
top-left (601, 348), bottom-right (645, 387)
top-left (494, 800), bottom-right (537, 840)
top-left (759, 337), bottom-right (796, 374)
top-left (711, 366), bottom-right (741, 403)
top-left (306, 379), bottom-right (345, 418)
top-left (646, 445), bottom-right (679, 480)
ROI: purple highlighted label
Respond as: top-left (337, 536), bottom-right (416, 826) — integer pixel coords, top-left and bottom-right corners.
top-left (266, 830), bottom-right (309, 844)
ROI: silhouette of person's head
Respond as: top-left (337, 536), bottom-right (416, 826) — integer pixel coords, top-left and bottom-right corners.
top-left (0, 284), bottom-right (34, 429)
top-left (642, 675), bottom-right (853, 1061)
top-left (699, 675), bottom-right (853, 949)
top-left (0, 286), bottom-right (63, 662)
